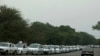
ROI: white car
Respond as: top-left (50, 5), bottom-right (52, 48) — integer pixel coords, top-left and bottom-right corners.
top-left (72, 46), bottom-right (77, 51)
top-left (41, 45), bottom-right (52, 54)
top-left (54, 45), bottom-right (61, 53)
top-left (47, 45), bottom-right (56, 54)
top-left (65, 46), bottom-right (70, 52)
top-left (67, 46), bottom-right (73, 52)
top-left (94, 45), bottom-right (100, 48)
top-left (60, 45), bottom-right (66, 53)
top-left (27, 43), bottom-right (43, 55)
top-left (76, 45), bottom-right (81, 51)
top-left (0, 42), bottom-right (17, 55)
top-left (16, 43), bottom-right (28, 55)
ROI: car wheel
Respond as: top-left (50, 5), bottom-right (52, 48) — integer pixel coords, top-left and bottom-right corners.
top-left (13, 50), bottom-right (17, 55)
top-left (91, 54), bottom-right (94, 56)
top-left (20, 51), bottom-right (23, 55)
top-left (81, 54), bottom-right (84, 56)
top-left (43, 52), bottom-right (47, 54)
top-left (40, 51), bottom-right (43, 55)
top-left (5, 50), bottom-right (9, 55)
top-left (26, 51), bottom-right (31, 55)
top-left (1, 52), bottom-right (5, 55)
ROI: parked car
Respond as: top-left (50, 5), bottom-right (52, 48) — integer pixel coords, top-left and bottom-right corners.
top-left (27, 43), bottom-right (43, 55)
top-left (41, 45), bottom-right (52, 54)
top-left (60, 45), bottom-right (66, 53)
top-left (65, 47), bottom-right (70, 52)
top-left (0, 42), bottom-right (17, 55)
top-left (54, 45), bottom-right (61, 53)
top-left (81, 47), bottom-right (94, 56)
top-left (65, 46), bottom-right (71, 52)
top-left (16, 43), bottom-right (28, 55)
top-left (46, 45), bottom-right (56, 54)
top-left (76, 45), bottom-right (81, 51)
top-left (93, 45), bottom-right (100, 48)
top-left (72, 46), bottom-right (77, 51)
top-left (67, 46), bottom-right (74, 52)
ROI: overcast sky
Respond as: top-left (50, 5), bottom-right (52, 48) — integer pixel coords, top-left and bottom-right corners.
top-left (0, 0), bottom-right (100, 39)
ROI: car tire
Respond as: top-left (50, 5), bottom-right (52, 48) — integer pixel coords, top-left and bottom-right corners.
top-left (27, 51), bottom-right (31, 55)
top-left (5, 50), bottom-right (9, 55)
top-left (1, 52), bottom-right (5, 55)
top-left (20, 51), bottom-right (23, 55)
top-left (91, 54), bottom-right (94, 56)
top-left (13, 50), bottom-right (17, 55)
top-left (40, 51), bottom-right (43, 55)
top-left (37, 51), bottom-right (40, 55)
top-left (81, 54), bottom-right (84, 56)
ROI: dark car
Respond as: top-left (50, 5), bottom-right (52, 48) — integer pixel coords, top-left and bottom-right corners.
top-left (81, 47), bottom-right (94, 56)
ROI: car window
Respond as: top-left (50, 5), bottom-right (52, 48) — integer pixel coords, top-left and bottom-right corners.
top-left (82, 48), bottom-right (94, 51)
top-left (42, 45), bottom-right (49, 48)
top-left (16, 44), bottom-right (23, 48)
top-left (29, 44), bottom-right (40, 48)
top-left (0, 43), bottom-right (8, 47)
top-left (11, 44), bottom-right (15, 47)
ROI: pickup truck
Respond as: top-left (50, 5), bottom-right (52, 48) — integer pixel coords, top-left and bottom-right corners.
top-left (0, 42), bottom-right (17, 55)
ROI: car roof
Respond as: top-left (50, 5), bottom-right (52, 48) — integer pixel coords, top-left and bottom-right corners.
top-left (0, 42), bottom-right (10, 44)
top-left (29, 43), bottom-right (41, 45)
top-left (0, 42), bottom-right (14, 45)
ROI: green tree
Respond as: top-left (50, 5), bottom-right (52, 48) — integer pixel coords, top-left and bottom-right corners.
top-left (29, 22), bottom-right (50, 44)
top-left (92, 21), bottom-right (100, 44)
top-left (93, 21), bottom-right (100, 30)
top-left (0, 6), bottom-right (29, 43)
top-left (78, 32), bottom-right (96, 45)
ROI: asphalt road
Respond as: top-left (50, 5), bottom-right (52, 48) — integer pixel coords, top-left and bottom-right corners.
top-left (2, 48), bottom-right (100, 56)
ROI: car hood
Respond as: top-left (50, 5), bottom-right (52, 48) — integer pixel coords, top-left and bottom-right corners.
top-left (17, 48), bottom-right (23, 50)
top-left (42, 49), bottom-right (49, 51)
top-left (27, 47), bottom-right (39, 50)
top-left (0, 46), bottom-right (8, 49)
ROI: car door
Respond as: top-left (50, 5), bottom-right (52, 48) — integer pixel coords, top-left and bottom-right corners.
top-left (11, 44), bottom-right (16, 52)
top-left (8, 44), bottom-right (14, 53)
top-left (9, 44), bottom-right (16, 53)
top-left (23, 45), bottom-right (28, 54)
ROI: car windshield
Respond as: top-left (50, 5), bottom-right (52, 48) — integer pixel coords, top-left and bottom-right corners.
top-left (82, 48), bottom-right (94, 51)
top-left (16, 44), bottom-right (24, 48)
top-left (29, 44), bottom-right (40, 48)
top-left (55, 46), bottom-right (59, 48)
top-left (48, 45), bottom-right (55, 48)
top-left (42, 45), bottom-right (48, 48)
top-left (0, 43), bottom-right (8, 47)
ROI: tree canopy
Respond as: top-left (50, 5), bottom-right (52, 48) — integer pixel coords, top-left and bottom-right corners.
top-left (93, 21), bottom-right (100, 30)
top-left (0, 6), bottom-right (29, 43)
top-left (92, 21), bottom-right (100, 45)
top-left (0, 5), bottom-right (97, 45)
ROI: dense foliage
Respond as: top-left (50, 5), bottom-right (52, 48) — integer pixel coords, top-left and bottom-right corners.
top-left (0, 5), bottom-right (97, 45)
top-left (92, 21), bottom-right (100, 45)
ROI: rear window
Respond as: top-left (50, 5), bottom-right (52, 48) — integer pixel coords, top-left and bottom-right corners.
top-left (82, 48), bottom-right (94, 51)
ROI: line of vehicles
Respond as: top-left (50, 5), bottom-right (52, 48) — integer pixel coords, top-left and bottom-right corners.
top-left (0, 41), bottom-right (99, 55)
